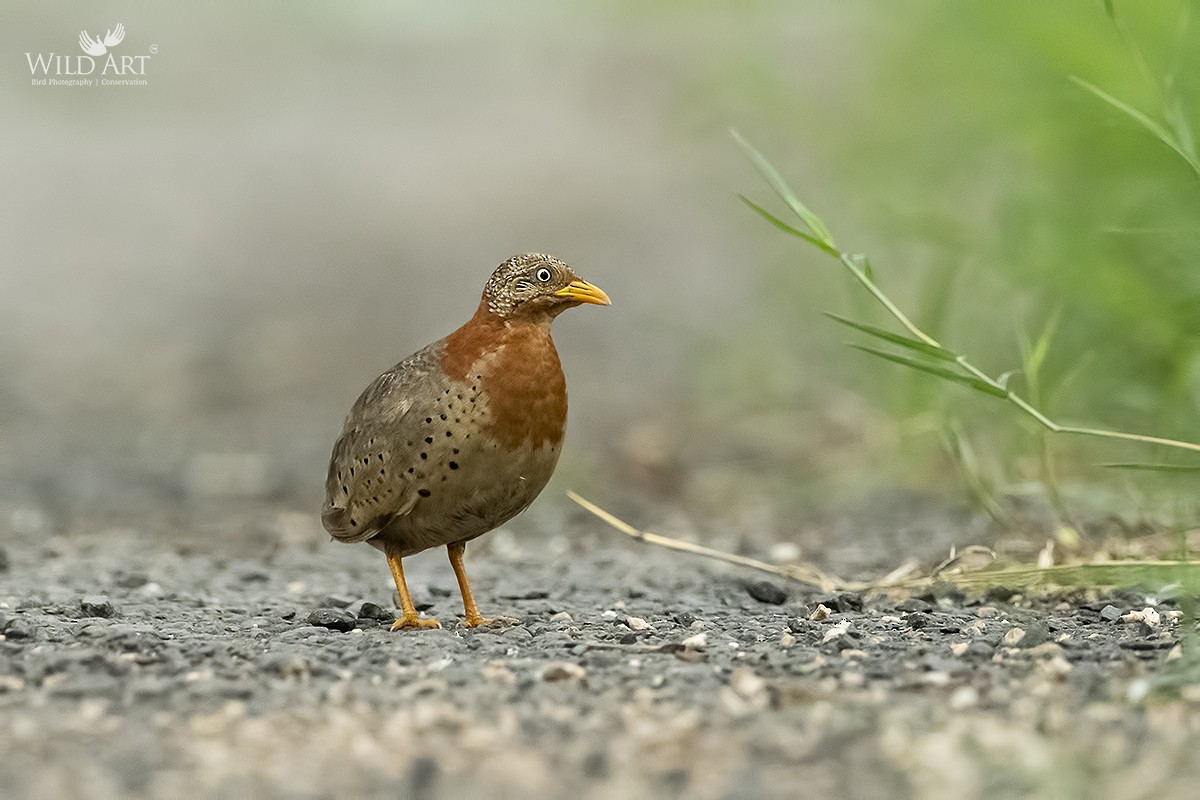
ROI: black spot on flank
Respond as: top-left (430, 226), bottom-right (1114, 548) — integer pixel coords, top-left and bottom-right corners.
top-left (449, 461), bottom-right (459, 470)
top-left (407, 467), bottom-right (414, 474)
top-left (342, 485), bottom-right (348, 493)
top-left (425, 417), bottom-right (433, 424)
top-left (440, 414), bottom-right (447, 420)
top-left (457, 394), bottom-right (463, 400)
top-left (455, 418), bottom-right (461, 423)
top-left (445, 431), bottom-right (452, 437)
top-left (424, 436), bottom-right (433, 444)
top-left (379, 468), bottom-right (386, 476)
top-left (418, 489), bottom-right (431, 498)
top-left (377, 454), bottom-right (384, 461)
top-left (476, 374), bottom-right (482, 380)
top-left (407, 441), bottom-right (413, 447)
top-left (452, 448), bottom-right (460, 455)
top-left (420, 453), bottom-right (428, 460)
top-left (350, 519), bottom-right (357, 527)
top-left (441, 476), bottom-right (448, 482)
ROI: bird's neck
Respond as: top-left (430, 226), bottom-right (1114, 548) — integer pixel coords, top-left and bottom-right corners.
top-left (439, 299), bottom-right (555, 382)
top-left (439, 299), bottom-right (567, 450)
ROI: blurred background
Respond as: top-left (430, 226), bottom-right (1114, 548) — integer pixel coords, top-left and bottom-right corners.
top-left (2, 2), bottom-right (1197, 573)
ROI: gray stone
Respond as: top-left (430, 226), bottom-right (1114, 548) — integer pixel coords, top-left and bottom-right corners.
top-left (81, 596), bottom-right (116, 618)
top-left (348, 600), bottom-right (392, 621)
top-left (746, 581), bottom-right (788, 605)
top-left (3, 619), bottom-right (34, 640)
top-left (305, 608), bottom-right (357, 632)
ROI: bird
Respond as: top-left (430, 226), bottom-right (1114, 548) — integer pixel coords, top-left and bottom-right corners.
top-left (322, 254), bottom-right (610, 630)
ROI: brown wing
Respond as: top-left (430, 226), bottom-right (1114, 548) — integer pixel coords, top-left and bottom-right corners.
top-left (322, 343), bottom-right (448, 543)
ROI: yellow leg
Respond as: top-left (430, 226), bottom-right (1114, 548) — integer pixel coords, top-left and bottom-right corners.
top-left (386, 545), bottom-right (440, 631)
top-left (448, 541), bottom-right (496, 628)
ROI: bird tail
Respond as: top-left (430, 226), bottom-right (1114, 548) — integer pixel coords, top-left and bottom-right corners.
top-left (321, 504), bottom-right (378, 544)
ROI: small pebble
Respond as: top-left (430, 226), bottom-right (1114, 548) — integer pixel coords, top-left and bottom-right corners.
top-left (809, 604), bottom-right (832, 622)
top-left (1120, 608), bottom-right (1160, 628)
top-left (681, 632), bottom-right (707, 651)
top-left (821, 620), bottom-right (851, 643)
top-left (1018, 622), bottom-right (1051, 648)
top-left (3, 619), bottom-right (34, 640)
top-left (305, 608), bottom-right (357, 632)
top-left (348, 600), bottom-right (391, 621)
top-left (964, 641), bottom-right (994, 659)
top-left (672, 611), bottom-right (696, 627)
top-left (949, 685), bottom-right (979, 709)
top-left (746, 581), bottom-right (788, 605)
top-left (541, 662), bottom-right (586, 682)
top-left (779, 632), bottom-right (796, 648)
top-left (81, 596), bottom-right (115, 618)
top-left (624, 616), bottom-right (651, 631)
top-left (1002, 627), bottom-right (1026, 646)
top-left (1099, 605), bottom-right (1122, 622)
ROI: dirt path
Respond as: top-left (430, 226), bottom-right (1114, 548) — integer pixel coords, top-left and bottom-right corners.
top-left (1, 524), bottom-right (1196, 799)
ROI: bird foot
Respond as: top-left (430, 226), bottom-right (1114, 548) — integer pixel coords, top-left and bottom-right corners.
top-left (463, 615), bottom-right (517, 629)
top-left (390, 614), bottom-right (442, 631)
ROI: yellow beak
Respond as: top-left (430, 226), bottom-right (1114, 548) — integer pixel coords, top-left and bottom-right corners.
top-left (555, 279), bottom-right (612, 306)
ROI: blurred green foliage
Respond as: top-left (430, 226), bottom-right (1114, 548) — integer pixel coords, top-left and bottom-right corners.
top-left (701, 2), bottom-right (1200, 499)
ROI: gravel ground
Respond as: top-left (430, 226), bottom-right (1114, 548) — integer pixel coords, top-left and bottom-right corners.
top-left (2, 515), bottom-right (1198, 800)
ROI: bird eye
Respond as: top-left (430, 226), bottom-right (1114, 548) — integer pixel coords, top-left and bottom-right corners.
top-left (535, 267), bottom-right (552, 282)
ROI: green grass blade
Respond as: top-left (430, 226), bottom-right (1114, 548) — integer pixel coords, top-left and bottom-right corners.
top-left (1071, 76), bottom-right (1200, 180)
top-left (1101, 462), bottom-right (1200, 472)
top-left (1026, 308), bottom-right (1060, 379)
top-left (731, 129), bottom-right (837, 247)
top-left (943, 560), bottom-right (1200, 591)
top-left (738, 196), bottom-right (839, 255)
top-left (849, 344), bottom-right (1008, 397)
top-left (824, 312), bottom-right (957, 361)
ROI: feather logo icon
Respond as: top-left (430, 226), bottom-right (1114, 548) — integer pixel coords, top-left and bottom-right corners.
top-left (79, 23), bottom-right (124, 56)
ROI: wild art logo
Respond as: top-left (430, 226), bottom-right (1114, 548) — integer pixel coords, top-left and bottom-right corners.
top-left (26, 22), bottom-right (157, 87)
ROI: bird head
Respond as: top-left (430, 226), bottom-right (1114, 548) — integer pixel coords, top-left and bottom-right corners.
top-left (482, 253), bottom-right (611, 322)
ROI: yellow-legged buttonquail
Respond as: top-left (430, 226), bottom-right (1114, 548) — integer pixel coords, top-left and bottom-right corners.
top-left (322, 254), bottom-right (610, 629)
